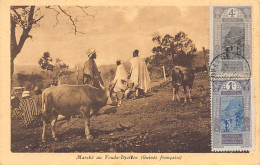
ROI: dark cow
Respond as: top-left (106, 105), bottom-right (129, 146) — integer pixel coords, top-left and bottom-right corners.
top-left (41, 81), bottom-right (117, 142)
top-left (171, 66), bottom-right (195, 103)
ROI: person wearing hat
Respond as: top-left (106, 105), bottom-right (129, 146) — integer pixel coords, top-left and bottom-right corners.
top-left (13, 91), bottom-right (41, 128)
top-left (83, 49), bottom-right (104, 88)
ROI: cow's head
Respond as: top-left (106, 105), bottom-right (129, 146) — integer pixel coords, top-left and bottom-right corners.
top-left (99, 80), bottom-right (118, 106)
top-left (172, 66), bottom-right (182, 86)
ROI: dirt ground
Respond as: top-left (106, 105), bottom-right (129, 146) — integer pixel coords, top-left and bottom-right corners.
top-left (11, 72), bottom-right (211, 153)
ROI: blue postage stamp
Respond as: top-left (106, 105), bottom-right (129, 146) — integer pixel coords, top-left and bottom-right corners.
top-left (211, 79), bottom-right (253, 151)
top-left (210, 6), bottom-right (252, 77)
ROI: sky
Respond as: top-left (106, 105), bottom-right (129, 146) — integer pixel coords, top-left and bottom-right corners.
top-left (14, 6), bottom-right (209, 67)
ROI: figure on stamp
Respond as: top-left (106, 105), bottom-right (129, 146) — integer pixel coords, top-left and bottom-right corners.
top-left (221, 96), bottom-right (244, 133)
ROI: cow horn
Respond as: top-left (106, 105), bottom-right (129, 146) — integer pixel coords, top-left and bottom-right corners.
top-left (99, 81), bottom-right (106, 90)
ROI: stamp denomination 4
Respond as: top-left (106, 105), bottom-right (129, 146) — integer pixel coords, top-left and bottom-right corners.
top-left (210, 6), bottom-right (252, 77)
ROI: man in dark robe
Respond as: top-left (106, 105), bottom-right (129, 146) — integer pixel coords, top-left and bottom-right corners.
top-left (83, 49), bottom-right (103, 88)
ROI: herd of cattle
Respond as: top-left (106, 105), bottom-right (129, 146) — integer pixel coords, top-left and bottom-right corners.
top-left (40, 66), bottom-right (195, 142)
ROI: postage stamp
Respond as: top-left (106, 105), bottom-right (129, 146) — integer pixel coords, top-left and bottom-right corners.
top-left (210, 6), bottom-right (252, 77)
top-left (211, 79), bottom-right (253, 151)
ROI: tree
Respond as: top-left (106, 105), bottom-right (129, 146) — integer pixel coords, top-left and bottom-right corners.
top-left (152, 31), bottom-right (197, 68)
top-left (38, 51), bottom-right (54, 71)
top-left (11, 6), bottom-right (42, 78)
top-left (38, 52), bottom-right (71, 79)
top-left (38, 52), bottom-right (70, 85)
top-left (10, 6), bottom-right (94, 78)
top-left (54, 58), bottom-right (69, 79)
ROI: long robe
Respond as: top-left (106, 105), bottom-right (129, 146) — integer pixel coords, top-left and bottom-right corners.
top-left (83, 58), bottom-right (103, 87)
top-left (130, 57), bottom-right (151, 93)
top-left (113, 64), bottom-right (128, 92)
top-left (83, 58), bottom-right (99, 78)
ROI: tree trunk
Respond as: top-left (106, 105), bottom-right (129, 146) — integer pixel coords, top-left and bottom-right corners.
top-left (11, 58), bottom-right (14, 87)
top-left (10, 15), bottom-right (17, 79)
top-left (10, 6), bottom-right (35, 78)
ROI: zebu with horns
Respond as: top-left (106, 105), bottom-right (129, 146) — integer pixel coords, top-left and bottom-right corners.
top-left (41, 80), bottom-right (118, 142)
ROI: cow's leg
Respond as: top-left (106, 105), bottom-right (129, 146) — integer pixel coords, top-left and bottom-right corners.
top-left (183, 85), bottom-right (187, 103)
top-left (117, 91), bottom-right (123, 106)
top-left (82, 111), bottom-right (93, 140)
top-left (188, 85), bottom-right (192, 102)
top-left (42, 120), bottom-right (46, 142)
top-left (172, 85), bottom-right (180, 101)
top-left (172, 87), bottom-right (175, 101)
top-left (176, 86), bottom-right (180, 101)
top-left (66, 116), bottom-right (71, 128)
top-left (50, 119), bottom-right (59, 142)
top-left (124, 88), bottom-right (131, 99)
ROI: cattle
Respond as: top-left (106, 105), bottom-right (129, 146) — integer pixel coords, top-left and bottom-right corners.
top-left (41, 81), bottom-right (118, 142)
top-left (171, 66), bottom-right (195, 103)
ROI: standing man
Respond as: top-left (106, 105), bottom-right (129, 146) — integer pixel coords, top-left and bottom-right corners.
top-left (128, 49), bottom-right (151, 99)
top-left (83, 49), bottom-right (103, 88)
top-left (113, 60), bottom-right (128, 105)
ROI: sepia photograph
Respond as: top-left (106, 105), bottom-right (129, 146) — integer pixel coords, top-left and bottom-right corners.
top-left (1, 0), bottom-right (260, 165)
top-left (0, 0), bottom-right (258, 164)
top-left (9, 5), bottom-right (237, 153)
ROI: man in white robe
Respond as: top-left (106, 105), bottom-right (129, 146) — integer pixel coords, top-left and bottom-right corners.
top-left (113, 60), bottom-right (128, 106)
top-left (128, 49), bottom-right (151, 98)
top-left (113, 60), bottom-right (128, 92)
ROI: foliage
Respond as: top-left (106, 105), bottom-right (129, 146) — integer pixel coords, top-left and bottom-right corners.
top-left (16, 73), bottom-right (43, 90)
top-left (38, 52), bottom-right (70, 84)
top-left (150, 31), bottom-right (197, 76)
top-left (58, 70), bottom-right (74, 77)
top-left (54, 58), bottom-right (69, 77)
top-left (16, 73), bottom-right (28, 87)
top-left (38, 52), bottom-right (54, 71)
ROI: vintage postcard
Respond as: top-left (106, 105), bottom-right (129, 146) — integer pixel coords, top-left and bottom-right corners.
top-left (0, 0), bottom-right (259, 165)
top-left (210, 6), bottom-right (252, 77)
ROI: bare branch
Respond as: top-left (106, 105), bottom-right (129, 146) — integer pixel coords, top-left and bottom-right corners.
top-left (26, 6), bottom-right (35, 28)
top-left (34, 7), bottom-right (41, 13)
top-left (46, 6), bottom-right (60, 27)
top-left (16, 6), bottom-right (35, 56)
top-left (76, 6), bottom-right (95, 18)
top-left (11, 8), bottom-right (21, 19)
top-left (46, 6), bottom-right (94, 34)
top-left (11, 8), bottom-right (25, 28)
top-left (32, 15), bottom-right (44, 24)
top-left (58, 6), bottom-right (78, 34)
top-left (68, 31), bottom-right (85, 34)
